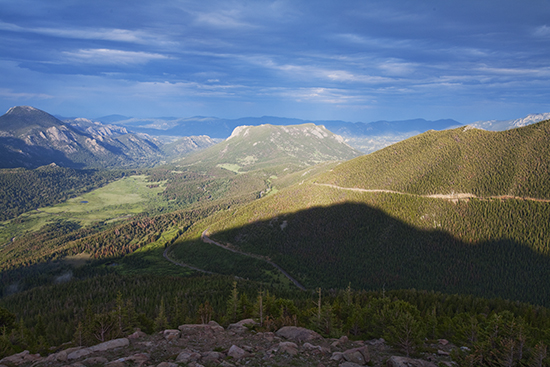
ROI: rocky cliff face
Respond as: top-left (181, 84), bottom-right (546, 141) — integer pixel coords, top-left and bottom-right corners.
top-left (0, 106), bottom-right (165, 168)
top-left (0, 320), bottom-right (456, 367)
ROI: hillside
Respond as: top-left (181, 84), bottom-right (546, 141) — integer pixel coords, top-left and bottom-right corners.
top-left (167, 120), bottom-right (550, 306)
top-left (179, 124), bottom-right (361, 174)
top-left (0, 107), bottom-right (164, 169)
top-left (316, 120), bottom-right (550, 199)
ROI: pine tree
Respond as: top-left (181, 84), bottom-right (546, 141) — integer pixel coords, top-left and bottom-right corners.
top-left (154, 297), bottom-right (168, 332)
top-left (198, 301), bottom-right (213, 324)
top-left (226, 281), bottom-right (239, 323)
top-left (384, 310), bottom-right (425, 357)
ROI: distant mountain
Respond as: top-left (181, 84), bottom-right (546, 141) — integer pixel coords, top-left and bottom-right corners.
top-left (94, 114), bottom-right (132, 124)
top-left (161, 135), bottom-right (218, 158)
top-left (0, 106), bottom-right (165, 169)
top-left (101, 115), bottom-right (459, 138)
top-left (63, 117), bottom-right (129, 136)
top-left (179, 124), bottom-right (362, 173)
top-left (468, 113), bottom-right (550, 131)
top-left (102, 115), bottom-right (461, 153)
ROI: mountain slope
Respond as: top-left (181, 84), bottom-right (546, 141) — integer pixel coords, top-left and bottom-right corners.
top-left (168, 119), bottom-right (550, 305)
top-left (315, 120), bottom-right (550, 199)
top-left (0, 106), bottom-right (164, 168)
top-left (179, 124), bottom-right (362, 173)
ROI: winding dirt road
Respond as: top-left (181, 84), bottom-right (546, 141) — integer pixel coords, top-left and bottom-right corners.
top-left (201, 230), bottom-right (306, 291)
top-left (163, 247), bottom-right (214, 275)
top-left (314, 183), bottom-right (550, 203)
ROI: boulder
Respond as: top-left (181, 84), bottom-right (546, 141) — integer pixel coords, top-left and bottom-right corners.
top-left (82, 356), bottom-right (109, 365)
top-left (128, 329), bottom-right (147, 339)
top-left (157, 363), bottom-right (179, 367)
top-left (0, 350), bottom-right (42, 365)
top-left (126, 353), bottom-right (150, 367)
top-left (386, 356), bottom-right (438, 367)
top-left (228, 318), bottom-right (259, 333)
top-left (202, 351), bottom-right (224, 362)
top-left (176, 350), bottom-right (202, 363)
top-left (227, 345), bottom-right (248, 359)
top-left (179, 321), bottom-right (224, 336)
top-left (342, 346), bottom-right (370, 365)
top-left (303, 342), bottom-right (330, 354)
top-left (340, 362), bottom-right (366, 367)
top-left (55, 347), bottom-right (83, 361)
top-left (163, 329), bottom-right (181, 341)
top-left (88, 338), bottom-right (130, 352)
top-left (276, 326), bottom-right (322, 342)
top-left (278, 341), bottom-right (299, 356)
top-left (105, 361), bottom-right (126, 367)
top-left (67, 348), bottom-right (92, 360)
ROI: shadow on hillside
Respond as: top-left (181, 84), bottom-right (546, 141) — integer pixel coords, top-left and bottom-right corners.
top-left (171, 202), bottom-right (550, 306)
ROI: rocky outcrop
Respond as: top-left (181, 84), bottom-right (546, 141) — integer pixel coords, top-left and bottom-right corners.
top-left (0, 320), bottom-right (457, 367)
top-left (386, 356), bottom-right (438, 367)
top-left (275, 326), bottom-right (322, 342)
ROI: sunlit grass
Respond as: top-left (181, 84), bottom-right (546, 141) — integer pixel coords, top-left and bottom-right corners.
top-left (217, 163), bottom-right (241, 173)
top-left (0, 175), bottom-right (166, 243)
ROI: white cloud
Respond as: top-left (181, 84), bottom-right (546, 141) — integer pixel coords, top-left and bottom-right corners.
top-left (0, 88), bottom-right (53, 100)
top-left (193, 10), bottom-right (256, 29)
top-left (62, 49), bottom-right (170, 65)
top-left (534, 25), bottom-right (550, 37)
top-left (0, 21), bottom-right (169, 45)
top-left (271, 87), bottom-right (373, 106)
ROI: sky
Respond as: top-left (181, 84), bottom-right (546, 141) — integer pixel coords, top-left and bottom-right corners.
top-left (1, 0), bottom-right (550, 124)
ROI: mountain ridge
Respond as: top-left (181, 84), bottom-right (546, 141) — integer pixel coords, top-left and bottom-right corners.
top-left (0, 107), bottom-right (215, 169)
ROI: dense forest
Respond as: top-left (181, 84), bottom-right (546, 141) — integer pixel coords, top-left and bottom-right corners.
top-left (318, 120), bottom-right (550, 199)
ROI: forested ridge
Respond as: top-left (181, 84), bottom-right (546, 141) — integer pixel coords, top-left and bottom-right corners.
top-left (179, 179), bottom-right (550, 306)
top-left (317, 119), bottom-right (550, 199)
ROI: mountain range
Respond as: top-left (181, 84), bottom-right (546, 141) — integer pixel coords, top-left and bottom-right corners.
top-left (0, 107), bottom-right (216, 169)
top-left (1, 105), bottom-right (550, 363)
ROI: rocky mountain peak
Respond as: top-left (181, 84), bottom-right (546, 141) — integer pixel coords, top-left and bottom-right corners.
top-left (5, 106), bottom-right (41, 115)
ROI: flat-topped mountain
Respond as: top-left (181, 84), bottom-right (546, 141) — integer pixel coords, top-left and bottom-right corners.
top-left (179, 123), bottom-right (362, 173)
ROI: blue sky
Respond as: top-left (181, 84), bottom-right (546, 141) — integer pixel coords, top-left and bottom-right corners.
top-left (1, 0), bottom-right (549, 123)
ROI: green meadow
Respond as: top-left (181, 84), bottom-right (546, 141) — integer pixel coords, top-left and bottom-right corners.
top-left (0, 175), bottom-right (166, 244)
